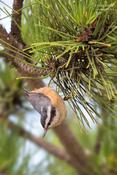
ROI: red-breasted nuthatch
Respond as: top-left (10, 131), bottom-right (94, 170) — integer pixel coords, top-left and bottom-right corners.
top-left (24, 87), bottom-right (67, 136)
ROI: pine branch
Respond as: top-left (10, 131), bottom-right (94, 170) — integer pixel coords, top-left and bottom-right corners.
top-left (9, 0), bottom-right (46, 87)
top-left (11, 0), bottom-right (24, 44)
top-left (0, 25), bottom-right (54, 77)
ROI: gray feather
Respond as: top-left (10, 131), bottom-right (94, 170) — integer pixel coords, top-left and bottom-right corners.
top-left (26, 92), bottom-right (51, 114)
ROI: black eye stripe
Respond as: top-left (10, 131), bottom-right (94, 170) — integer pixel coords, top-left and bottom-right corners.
top-left (40, 108), bottom-right (47, 128)
top-left (51, 107), bottom-right (56, 117)
top-left (47, 106), bottom-right (56, 127)
top-left (40, 106), bottom-right (56, 128)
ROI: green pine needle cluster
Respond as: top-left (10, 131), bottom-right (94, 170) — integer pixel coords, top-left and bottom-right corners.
top-left (1, 1), bottom-right (117, 174)
top-left (22, 0), bottom-right (117, 125)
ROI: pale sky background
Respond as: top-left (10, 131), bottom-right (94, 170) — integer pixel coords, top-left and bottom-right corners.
top-left (0, 0), bottom-right (13, 32)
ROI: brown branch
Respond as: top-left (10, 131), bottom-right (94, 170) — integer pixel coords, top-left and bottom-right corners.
top-left (54, 122), bottom-right (97, 175)
top-left (10, 0), bottom-right (45, 88)
top-left (8, 121), bottom-right (73, 165)
top-left (11, 0), bottom-right (24, 43)
top-left (0, 25), bottom-right (45, 88)
top-left (54, 122), bottom-right (86, 163)
top-left (0, 171), bottom-right (7, 175)
top-left (0, 25), bottom-right (54, 77)
top-left (0, 24), bottom-right (25, 50)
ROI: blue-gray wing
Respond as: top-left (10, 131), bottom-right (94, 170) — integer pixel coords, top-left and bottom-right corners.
top-left (25, 90), bottom-right (51, 114)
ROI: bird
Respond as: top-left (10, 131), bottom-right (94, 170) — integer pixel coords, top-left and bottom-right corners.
top-left (24, 87), bottom-right (67, 136)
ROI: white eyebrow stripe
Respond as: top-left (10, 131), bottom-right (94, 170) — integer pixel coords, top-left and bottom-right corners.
top-left (45, 106), bottom-right (52, 128)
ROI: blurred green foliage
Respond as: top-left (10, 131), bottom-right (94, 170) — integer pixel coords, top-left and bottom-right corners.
top-left (0, 123), bottom-right (29, 175)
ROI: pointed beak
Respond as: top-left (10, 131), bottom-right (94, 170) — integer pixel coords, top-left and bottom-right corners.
top-left (42, 128), bottom-right (48, 138)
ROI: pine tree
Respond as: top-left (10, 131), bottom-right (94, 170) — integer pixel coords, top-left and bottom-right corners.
top-left (0, 0), bottom-right (117, 175)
